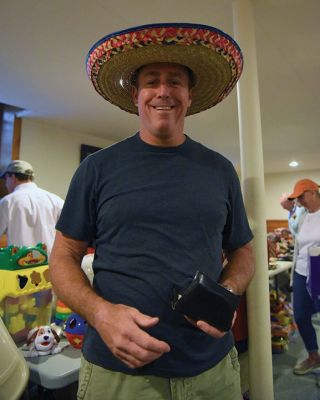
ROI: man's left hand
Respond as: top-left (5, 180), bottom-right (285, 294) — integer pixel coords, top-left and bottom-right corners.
top-left (185, 311), bottom-right (237, 339)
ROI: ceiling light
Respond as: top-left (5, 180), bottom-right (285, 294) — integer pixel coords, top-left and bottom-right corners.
top-left (289, 161), bottom-right (299, 167)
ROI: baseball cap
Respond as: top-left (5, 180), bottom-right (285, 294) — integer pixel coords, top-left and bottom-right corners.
top-left (288, 179), bottom-right (319, 200)
top-left (0, 160), bottom-right (34, 178)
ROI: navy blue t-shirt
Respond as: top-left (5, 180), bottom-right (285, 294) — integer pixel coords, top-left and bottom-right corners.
top-left (56, 133), bottom-right (253, 378)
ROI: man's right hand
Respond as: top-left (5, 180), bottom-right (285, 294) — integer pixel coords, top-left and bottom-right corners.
top-left (280, 193), bottom-right (294, 212)
top-left (50, 232), bottom-right (170, 369)
top-left (93, 302), bottom-right (171, 369)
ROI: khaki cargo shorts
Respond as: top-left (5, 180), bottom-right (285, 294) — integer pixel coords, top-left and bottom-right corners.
top-left (77, 347), bottom-right (241, 400)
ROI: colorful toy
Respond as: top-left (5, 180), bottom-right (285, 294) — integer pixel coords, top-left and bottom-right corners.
top-left (25, 325), bottom-right (68, 357)
top-left (64, 313), bottom-right (88, 349)
top-left (0, 244), bottom-right (52, 344)
top-left (270, 289), bottom-right (297, 353)
top-left (54, 299), bottom-right (73, 325)
top-left (0, 243), bottom-right (48, 271)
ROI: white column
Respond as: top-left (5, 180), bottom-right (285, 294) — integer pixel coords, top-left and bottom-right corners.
top-left (232, 0), bottom-right (274, 399)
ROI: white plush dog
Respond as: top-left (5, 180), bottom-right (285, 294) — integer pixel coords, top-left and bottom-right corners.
top-left (26, 325), bottom-right (63, 357)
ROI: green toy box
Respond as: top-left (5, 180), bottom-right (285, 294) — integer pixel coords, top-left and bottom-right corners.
top-left (0, 244), bottom-right (53, 344)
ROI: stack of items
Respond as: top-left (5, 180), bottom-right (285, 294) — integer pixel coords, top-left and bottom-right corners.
top-left (267, 227), bottom-right (294, 269)
top-left (270, 289), bottom-right (297, 353)
top-left (53, 299), bottom-right (73, 325)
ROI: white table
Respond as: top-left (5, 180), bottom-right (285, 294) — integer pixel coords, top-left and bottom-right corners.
top-left (269, 260), bottom-right (293, 297)
top-left (268, 261), bottom-right (293, 278)
top-left (20, 339), bottom-right (81, 390)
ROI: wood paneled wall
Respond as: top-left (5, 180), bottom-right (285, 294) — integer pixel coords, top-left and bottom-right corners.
top-left (266, 219), bottom-right (288, 233)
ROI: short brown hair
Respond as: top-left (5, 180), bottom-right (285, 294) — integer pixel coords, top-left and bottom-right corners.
top-left (131, 64), bottom-right (196, 89)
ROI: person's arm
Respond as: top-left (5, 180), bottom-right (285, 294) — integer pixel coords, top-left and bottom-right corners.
top-left (0, 200), bottom-right (8, 236)
top-left (49, 231), bottom-right (170, 369)
top-left (195, 240), bottom-right (255, 338)
top-left (219, 240), bottom-right (255, 294)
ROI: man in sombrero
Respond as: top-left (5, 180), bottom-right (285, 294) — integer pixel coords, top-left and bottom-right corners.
top-left (50, 23), bottom-right (255, 399)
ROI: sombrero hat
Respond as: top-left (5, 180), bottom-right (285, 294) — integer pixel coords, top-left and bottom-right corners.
top-left (86, 23), bottom-right (243, 116)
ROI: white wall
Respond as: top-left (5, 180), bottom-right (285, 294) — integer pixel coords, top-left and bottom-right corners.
top-left (265, 170), bottom-right (320, 220)
top-left (19, 119), bottom-right (116, 199)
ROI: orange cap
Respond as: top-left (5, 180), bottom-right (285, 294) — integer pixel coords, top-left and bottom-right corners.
top-left (288, 179), bottom-right (319, 200)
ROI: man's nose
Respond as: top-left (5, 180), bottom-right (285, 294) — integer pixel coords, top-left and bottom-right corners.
top-left (157, 83), bottom-right (170, 97)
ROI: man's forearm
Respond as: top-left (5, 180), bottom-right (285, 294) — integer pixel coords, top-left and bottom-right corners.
top-left (49, 231), bottom-right (107, 328)
top-left (219, 241), bottom-right (255, 295)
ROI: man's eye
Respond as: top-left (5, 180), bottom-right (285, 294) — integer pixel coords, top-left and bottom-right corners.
top-left (171, 80), bottom-right (181, 86)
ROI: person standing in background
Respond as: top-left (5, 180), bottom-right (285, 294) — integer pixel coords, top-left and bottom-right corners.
top-left (0, 160), bottom-right (64, 256)
top-left (287, 179), bottom-right (320, 374)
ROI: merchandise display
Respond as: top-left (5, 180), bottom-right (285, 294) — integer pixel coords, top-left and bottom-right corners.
top-left (0, 244), bottom-right (52, 344)
top-left (270, 290), bottom-right (297, 354)
top-left (267, 228), bottom-right (294, 269)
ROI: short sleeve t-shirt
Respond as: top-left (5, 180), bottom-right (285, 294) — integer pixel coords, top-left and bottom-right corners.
top-left (57, 133), bottom-right (253, 378)
top-left (295, 210), bottom-right (320, 276)
top-left (0, 182), bottom-right (64, 255)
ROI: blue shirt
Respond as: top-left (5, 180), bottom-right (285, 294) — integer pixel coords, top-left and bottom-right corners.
top-left (57, 133), bottom-right (253, 377)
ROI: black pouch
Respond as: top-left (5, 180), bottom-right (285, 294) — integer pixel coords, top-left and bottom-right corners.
top-left (172, 271), bottom-right (241, 331)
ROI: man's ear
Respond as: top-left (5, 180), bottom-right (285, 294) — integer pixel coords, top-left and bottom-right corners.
top-left (187, 88), bottom-right (193, 108)
top-left (131, 86), bottom-right (138, 107)
top-left (11, 175), bottom-right (19, 188)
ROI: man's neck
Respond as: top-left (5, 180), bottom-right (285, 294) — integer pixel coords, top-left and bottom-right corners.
top-left (13, 180), bottom-right (33, 191)
top-left (139, 130), bottom-right (186, 147)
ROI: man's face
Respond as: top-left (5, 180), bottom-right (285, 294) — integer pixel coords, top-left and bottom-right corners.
top-left (131, 63), bottom-right (192, 144)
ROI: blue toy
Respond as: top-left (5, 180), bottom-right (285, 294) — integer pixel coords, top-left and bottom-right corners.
top-left (64, 313), bottom-right (87, 349)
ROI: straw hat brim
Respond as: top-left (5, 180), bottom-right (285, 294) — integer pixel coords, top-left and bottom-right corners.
top-left (86, 23), bottom-right (243, 116)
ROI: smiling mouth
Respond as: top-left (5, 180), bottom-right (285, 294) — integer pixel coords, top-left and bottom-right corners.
top-left (152, 105), bottom-right (174, 111)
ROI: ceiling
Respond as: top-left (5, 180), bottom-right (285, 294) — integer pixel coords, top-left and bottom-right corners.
top-left (1, 0), bottom-right (319, 174)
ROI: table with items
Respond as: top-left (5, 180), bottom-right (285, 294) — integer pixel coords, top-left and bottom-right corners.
top-left (268, 260), bottom-right (295, 354)
top-left (0, 244), bottom-right (83, 394)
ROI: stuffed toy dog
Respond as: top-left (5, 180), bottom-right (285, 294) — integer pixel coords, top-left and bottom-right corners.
top-left (26, 325), bottom-right (66, 357)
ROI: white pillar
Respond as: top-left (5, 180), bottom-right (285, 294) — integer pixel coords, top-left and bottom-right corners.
top-left (232, 0), bottom-right (274, 399)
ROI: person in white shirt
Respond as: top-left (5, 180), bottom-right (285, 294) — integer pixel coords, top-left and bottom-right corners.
top-left (288, 178), bottom-right (320, 375)
top-left (0, 160), bottom-right (64, 256)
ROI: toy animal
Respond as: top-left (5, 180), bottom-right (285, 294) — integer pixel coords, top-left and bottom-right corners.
top-left (26, 325), bottom-right (66, 357)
